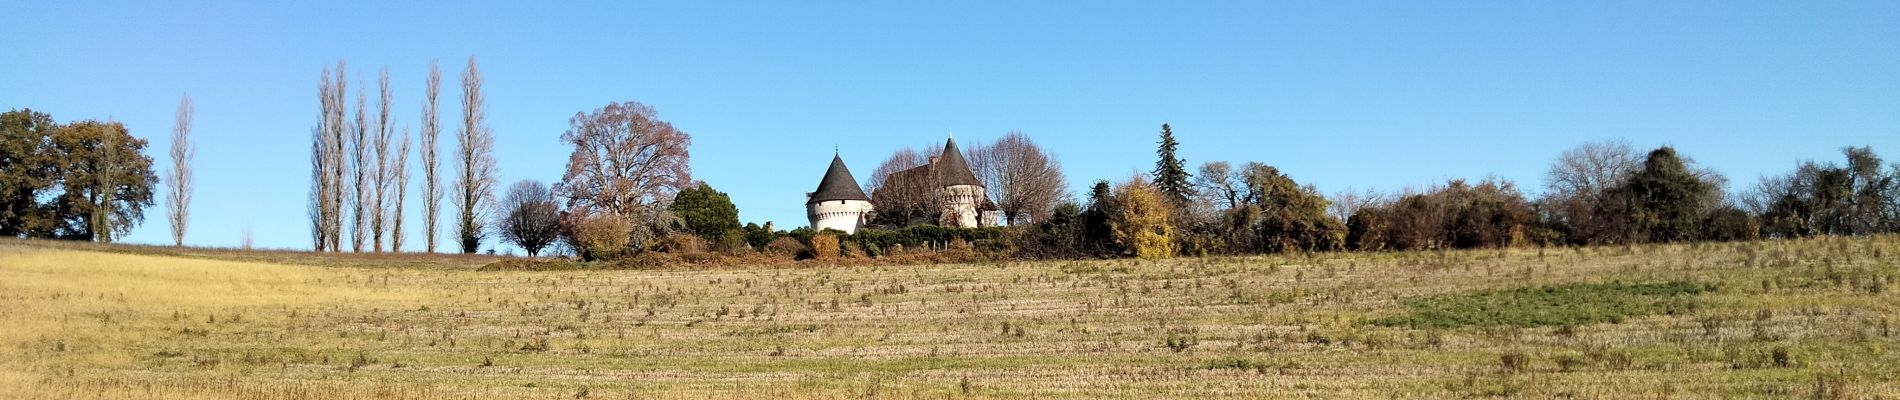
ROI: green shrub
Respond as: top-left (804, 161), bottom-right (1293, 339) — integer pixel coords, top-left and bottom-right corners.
top-left (669, 182), bottom-right (741, 244)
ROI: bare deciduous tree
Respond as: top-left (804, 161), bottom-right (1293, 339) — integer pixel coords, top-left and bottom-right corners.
top-left (370, 67), bottom-right (394, 252)
top-left (1546, 139), bottom-right (1640, 200)
top-left (966, 130), bottom-right (1068, 225)
top-left (350, 86), bottom-right (369, 252)
top-left (864, 146), bottom-right (927, 197)
top-left (1327, 187), bottom-right (1382, 223)
top-left (310, 127), bottom-right (328, 250)
top-left (498, 180), bottom-right (561, 257)
top-left (554, 100), bottom-right (693, 217)
top-left (389, 125), bottom-right (410, 252)
top-left (866, 146), bottom-right (933, 226)
top-left (166, 94), bottom-right (193, 247)
top-left (1541, 139), bottom-right (1640, 244)
top-left (1193, 161), bottom-right (1241, 211)
top-left (240, 225), bottom-right (253, 251)
top-left (327, 61), bottom-right (350, 252)
top-left (310, 61), bottom-right (349, 252)
top-left (421, 60), bottom-right (442, 253)
top-left (454, 56), bottom-right (498, 254)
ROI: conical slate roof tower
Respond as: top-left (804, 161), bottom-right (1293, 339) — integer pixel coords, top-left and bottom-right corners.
top-left (808, 153), bottom-right (871, 204)
top-left (933, 136), bottom-right (982, 186)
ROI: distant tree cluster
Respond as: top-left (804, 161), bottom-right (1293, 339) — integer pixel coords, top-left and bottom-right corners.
top-left (1748, 146), bottom-right (1900, 238)
top-left (1, 109), bottom-right (159, 242)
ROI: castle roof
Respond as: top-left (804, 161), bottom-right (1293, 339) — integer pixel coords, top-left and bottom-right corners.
top-left (932, 136), bottom-right (982, 186)
top-left (808, 153), bottom-right (871, 204)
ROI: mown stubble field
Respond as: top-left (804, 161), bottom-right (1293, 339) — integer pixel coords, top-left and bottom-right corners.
top-left (2, 237), bottom-right (1897, 399)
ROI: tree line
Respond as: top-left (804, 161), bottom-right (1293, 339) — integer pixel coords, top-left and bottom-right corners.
top-left (12, 59), bottom-right (1896, 261)
top-left (2, 100), bottom-right (195, 244)
top-left (1036, 130), bottom-right (1900, 260)
top-left (305, 62), bottom-right (1897, 262)
top-left (309, 58), bottom-right (468, 254)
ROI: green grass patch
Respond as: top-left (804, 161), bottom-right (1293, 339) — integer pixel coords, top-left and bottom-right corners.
top-left (1369, 281), bottom-right (1712, 329)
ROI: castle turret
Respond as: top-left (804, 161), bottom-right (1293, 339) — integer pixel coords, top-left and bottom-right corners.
top-left (806, 153), bottom-right (874, 234)
top-left (932, 136), bottom-right (997, 228)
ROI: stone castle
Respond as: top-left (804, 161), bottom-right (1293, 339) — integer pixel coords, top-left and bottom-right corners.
top-left (805, 136), bottom-right (998, 233)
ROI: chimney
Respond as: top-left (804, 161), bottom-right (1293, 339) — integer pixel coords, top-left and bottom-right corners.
top-left (928, 155), bottom-right (939, 164)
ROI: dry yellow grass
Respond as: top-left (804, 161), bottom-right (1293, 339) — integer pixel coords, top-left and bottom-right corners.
top-left (2, 237), bottom-right (1897, 399)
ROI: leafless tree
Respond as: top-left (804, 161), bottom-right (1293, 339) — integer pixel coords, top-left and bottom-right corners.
top-left (350, 85), bottom-right (369, 252)
top-left (498, 180), bottom-right (561, 257)
top-left (370, 67), bottom-right (394, 252)
top-left (389, 125), bottom-right (411, 252)
top-left (310, 127), bottom-right (328, 251)
top-left (1193, 161), bottom-right (1242, 211)
top-left (866, 146), bottom-right (933, 225)
top-left (1539, 139), bottom-right (1641, 244)
top-left (1545, 139), bottom-right (1640, 200)
top-left (420, 60), bottom-right (442, 253)
top-left (166, 94), bottom-right (193, 247)
top-left (1327, 187), bottom-right (1382, 223)
top-left (966, 131), bottom-right (1068, 225)
top-left (326, 61), bottom-right (349, 252)
top-left (865, 146), bottom-right (927, 197)
top-left (454, 56), bottom-right (498, 254)
top-left (240, 225), bottom-right (253, 251)
top-left (310, 61), bottom-right (348, 252)
top-left (554, 101), bottom-right (693, 217)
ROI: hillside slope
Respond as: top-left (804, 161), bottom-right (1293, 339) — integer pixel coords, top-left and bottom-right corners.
top-left (2, 238), bottom-right (1896, 398)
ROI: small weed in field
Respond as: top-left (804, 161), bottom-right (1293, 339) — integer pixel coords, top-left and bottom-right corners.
top-left (1554, 354), bottom-right (1584, 372)
top-left (1165, 334), bottom-right (1198, 353)
top-left (1205, 357), bottom-right (1271, 374)
top-left (1498, 351), bottom-right (1528, 374)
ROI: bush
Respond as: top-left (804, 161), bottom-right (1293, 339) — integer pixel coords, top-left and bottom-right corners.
top-left (659, 232), bottom-right (707, 255)
top-left (742, 222), bottom-right (777, 249)
top-left (669, 182), bottom-right (742, 243)
top-left (714, 230), bottom-right (748, 253)
top-left (841, 240), bottom-right (866, 259)
top-left (848, 225), bottom-right (1005, 253)
top-left (1109, 178), bottom-right (1174, 259)
top-left (809, 232), bottom-right (841, 261)
top-left (763, 237), bottom-right (808, 258)
top-left (562, 212), bottom-right (633, 261)
top-left (1347, 178), bottom-right (1538, 251)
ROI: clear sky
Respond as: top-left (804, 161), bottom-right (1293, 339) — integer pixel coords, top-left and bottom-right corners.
top-left (4, 1), bottom-right (1897, 251)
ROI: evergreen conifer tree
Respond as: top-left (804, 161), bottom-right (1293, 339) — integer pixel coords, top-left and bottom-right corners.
top-left (1151, 124), bottom-right (1192, 207)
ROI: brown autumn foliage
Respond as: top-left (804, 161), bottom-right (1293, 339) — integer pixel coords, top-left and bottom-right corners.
top-left (554, 101), bottom-right (692, 218)
top-left (809, 232), bottom-right (841, 261)
top-left (561, 212), bottom-right (631, 261)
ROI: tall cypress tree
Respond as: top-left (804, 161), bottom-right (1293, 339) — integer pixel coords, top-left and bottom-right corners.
top-left (1152, 123), bottom-right (1192, 206)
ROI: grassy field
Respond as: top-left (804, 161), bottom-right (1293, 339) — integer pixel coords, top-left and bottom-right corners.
top-left (3, 237), bottom-right (1897, 399)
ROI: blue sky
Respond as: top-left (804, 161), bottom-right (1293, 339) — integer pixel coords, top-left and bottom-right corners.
top-left (4, 1), bottom-right (1897, 251)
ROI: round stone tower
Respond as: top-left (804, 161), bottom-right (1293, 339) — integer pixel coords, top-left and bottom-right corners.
top-left (806, 153), bottom-right (874, 234)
